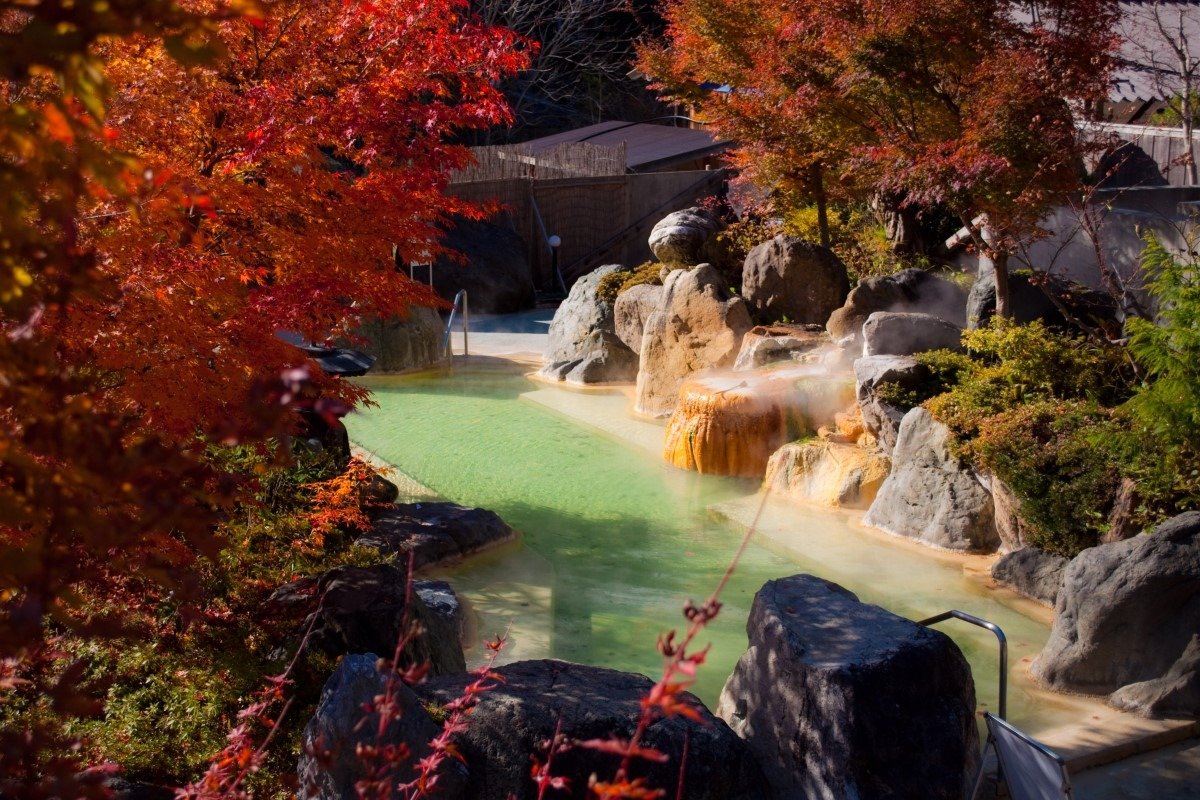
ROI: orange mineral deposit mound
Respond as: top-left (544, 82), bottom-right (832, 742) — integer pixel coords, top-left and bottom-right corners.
top-left (663, 370), bottom-right (854, 478)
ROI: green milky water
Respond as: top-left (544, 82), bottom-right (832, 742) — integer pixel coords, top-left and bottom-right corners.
top-left (347, 364), bottom-right (1072, 733)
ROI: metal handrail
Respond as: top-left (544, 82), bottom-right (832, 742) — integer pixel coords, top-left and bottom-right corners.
top-left (918, 610), bottom-right (1008, 720)
top-left (442, 290), bottom-right (468, 359)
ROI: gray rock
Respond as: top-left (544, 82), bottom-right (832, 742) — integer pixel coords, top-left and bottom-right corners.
top-left (853, 355), bottom-right (930, 453)
top-left (991, 548), bottom-right (1069, 606)
top-left (635, 264), bottom-right (753, 417)
top-left (827, 268), bottom-right (968, 342)
top-left (717, 575), bottom-right (979, 800)
top-left (419, 659), bottom-right (768, 800)
top-left (862, 311), bottom-right (964, 357)
top-left (414, 579), bottom-right (466, 643)
top-left (648, 206), bottom-right (723, 265)
top-left (966, 266), bottom-right (1123, 336)
top-left (540, 264), bottom-right (639, 384)
top-left (863, 407), bottom-right (1000, 552)
top-left (742, 235), bottom-right (850, 325)
top-left (353, 307), bottom-right (444, 372)
top-left (432, 217), bottom-right (535, 314)
top-left (542, 329), bottom-right (638, 385)
top-left (1110, 635), bottom-right (1200, 719)
top-left (613, 282), bottom-right (663, 353)
top-left (733, 324), bottom-right (826, 371)
top-left (298, 654), bottom-right (466, 799)
top-left (980, 472), bottom-right (1031, 553)
top-left (358, 502), bottom-right (518, 569)
top-left (1033, 512), bottom-right (1200, 710)
top-left (265, 563), bottom-right (465, 675)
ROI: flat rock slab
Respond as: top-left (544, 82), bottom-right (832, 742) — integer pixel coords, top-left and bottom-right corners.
top-left (359, 502), bottom-right (518, 569)
top-left (717, 575), bottom-right (979, 800)
top-left (419, 659), bottom-right (769, 800)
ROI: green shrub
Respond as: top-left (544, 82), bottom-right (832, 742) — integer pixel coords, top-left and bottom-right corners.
top-left (875, 349), bottom-right (978, 409)
top-left (783, 202), bottom-right (937, 282)
top-left (926, 319), bottom-right (1133, 443)
top-left (1126, 235), bottom-right (1200, 450)
top-left (596, 261), bottom-right (674, 304)
top-left (972, 400), bottom-right (1125, 556)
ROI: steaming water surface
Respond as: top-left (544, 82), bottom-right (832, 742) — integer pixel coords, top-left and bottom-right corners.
top-left (348, 362), bottom-right (1086, 734)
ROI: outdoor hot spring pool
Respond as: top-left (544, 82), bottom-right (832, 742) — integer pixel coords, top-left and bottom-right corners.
top-left (347, 362), bottom-right (1089, 736)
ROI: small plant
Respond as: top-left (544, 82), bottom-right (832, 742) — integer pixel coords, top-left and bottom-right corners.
top-left (597, 262), bottom-right (674, 304)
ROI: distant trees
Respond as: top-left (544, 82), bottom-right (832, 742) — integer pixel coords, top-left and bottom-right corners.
top-left (471, 0), bottom-right (668, 137)
top-left (642, 0), bottom-right (1121, 317)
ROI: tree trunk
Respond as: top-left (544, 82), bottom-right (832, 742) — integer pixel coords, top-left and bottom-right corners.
top-left (1183, 87), bottom-right (1198, 185)
top-left (993, 250), bottom-right (1012, 320)
top-left (810, 163), bottom-right (830, 249)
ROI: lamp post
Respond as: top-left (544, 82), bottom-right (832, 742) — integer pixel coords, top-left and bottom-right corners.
top-left (548, 234), bottom-right (564, 294)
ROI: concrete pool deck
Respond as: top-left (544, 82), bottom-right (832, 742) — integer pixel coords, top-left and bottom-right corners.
top-left (359, 325), bottom-right (1199, 793)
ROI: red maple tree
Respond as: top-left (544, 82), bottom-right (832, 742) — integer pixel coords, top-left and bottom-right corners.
top-left (1, 1), bottom-right (526, 792)
top-left (642, 0), bottom-right (1120, 316)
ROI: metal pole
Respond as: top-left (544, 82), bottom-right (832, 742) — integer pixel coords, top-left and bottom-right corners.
top-left (918, 609), bottom-right (1008, 720)
top-left (462, 291), bottom-right (468, 357)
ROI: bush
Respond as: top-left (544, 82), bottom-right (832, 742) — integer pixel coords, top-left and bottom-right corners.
top-left (783, 202), bottom-right (938, 282)
top-left (875, 349), bottom-right (978, 409)
top-left (925, 319), bottom-right (1133, 443)
top-left (972, 400), bottom-right (1125, 556)
top-left (596, 261), bottom-right (672, 304)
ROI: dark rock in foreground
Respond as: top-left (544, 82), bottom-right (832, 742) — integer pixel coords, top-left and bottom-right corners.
top-left (299, 654), bottom-right (466, 799)
top-left (717, 575), bottom-right (979, 800)
top-left (419, 659), bottom-right (769, 800)
top-left (359, 502), bottom-right (518, 569)
top-left (266, 564), bottom-right (465, 675)
top-left (1034, 512), bottom-right (1200, 719)
top-left (990, 547), bottom-right (1069, 606)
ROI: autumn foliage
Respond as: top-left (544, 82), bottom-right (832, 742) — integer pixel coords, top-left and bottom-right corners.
top-left (1, 0), bottom-right (526, 793)
top-left (642, 0), bottom-right (1121, 313)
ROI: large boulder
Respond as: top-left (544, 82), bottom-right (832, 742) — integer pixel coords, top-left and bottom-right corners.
top-left (966, 266), bottom-right (1123, 336)
top-left (540, 264), bottom-right (639, 385)
top-left (1033, 512), bottom-right (1200, 718)
top-left (1110, 636), bottom-right (1200, 719)
top-left (635, 264), bottom-right (753, 417)
top-left (264, 564), bottom-right (465, 675)
top-left (419, 659), bottom-right (769, 800)
top-left (354, 307), bottom-right (444, 372)
top-left (732, 324), bottom-right (826, 371)
top-left (299, 654), bottom-right (466, 799)
top-left (863, 408), bottom-right (1000, 552)
top-left (742, 235), bottom-right (850, 325)
top-left (648, 206), bottom-right (723, 265)
top-left (853, 355), bottom-right (929, 454)
top-left (358, 502), bottom-right (518, 569)
top-left (764, 440), bottom-right (890, 509)
top-left (862, 311), bottom-right (964, 357)
top-left (990, 547), bottom-right (1069, 607)
top-left (433, 217), bottom-right (535, 314)
top-left (613, 282), bottom-right (664, 353)
top-left (980, 472), bottom-right (1032, 553)
top-left (827, 268), bottom-right (968, 342)
top-left (717, 575), bottom-right (979, 800)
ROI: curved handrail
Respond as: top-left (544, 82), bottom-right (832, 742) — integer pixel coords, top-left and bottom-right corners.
top-left (442, 290), bottom-right (468, 359)
top-left (919, 609), bottom-right (1008, 720)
